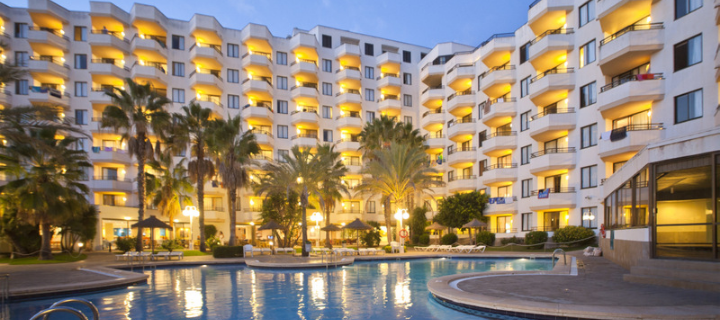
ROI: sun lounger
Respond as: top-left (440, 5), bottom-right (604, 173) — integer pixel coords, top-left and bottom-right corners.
top-left (416, 245), bottom-right (438, 252)
top-left (472, 245), bottom-right (487, 253)
top-left (276, 248), bottom-right (294, 254)
top-left (358, 248), bottom-right (369, 255)
top-left (115, 252), bottom-right (134, 261)
top-left (370, 248), bottom-right (385, 255)
top-left (138, 252), bottom-right (152, 261)
top-left (152, 252), bottom-right (170, 260)
top-left (437, 245), bottom-right (452, 252)
top-left (169, 251), bottom-right (184, 260)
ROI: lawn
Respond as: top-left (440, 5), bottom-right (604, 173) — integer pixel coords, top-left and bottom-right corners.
top-left (483, 245), bottom-right (587, 253)
top-left (0, 253), bottom-right (87, 265)
top-left (180, 250), bottom-right (211, 256)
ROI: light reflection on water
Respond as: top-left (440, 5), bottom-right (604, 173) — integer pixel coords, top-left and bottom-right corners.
top-left (9, 258), bottom-right (552, 320)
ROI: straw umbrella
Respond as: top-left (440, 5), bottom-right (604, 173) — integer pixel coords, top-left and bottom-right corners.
top-left (320, 224), bottom-right (342, 248)
top-left (425, 221), bottom-right (446, 244)
top-left (131, 215), bottom-right (173, 253)
top-left (342, 218), bottom-right (373, 248)
top-left (462, 219), bottom-right (487, 245)
top-left (258, 220), bottom-right (283, 253)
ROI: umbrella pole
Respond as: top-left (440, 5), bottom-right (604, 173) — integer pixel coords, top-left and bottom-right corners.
top-left (151, 228), bottom-right (155, 254)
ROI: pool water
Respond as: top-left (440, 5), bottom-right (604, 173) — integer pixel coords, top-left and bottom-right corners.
top-left (9, 258), bottom-right (552, 320)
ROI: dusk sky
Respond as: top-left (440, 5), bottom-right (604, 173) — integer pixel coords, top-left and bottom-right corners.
top-left (3, 0), bottom-right (532, 48)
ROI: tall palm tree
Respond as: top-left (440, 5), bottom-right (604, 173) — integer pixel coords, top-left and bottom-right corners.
top-left (0, 128), bottom-right (91, 260)
top-left (314, 144), bottom-right (349, 248)
top-left (356, 143), bottom-right (443, 243)
top-left (357, 114), bottom-right (398, 155)
top-left (101, 78), bottom-right (171, 251)
top-left (147, 152), bottom-right (194, 239)
top-left (255, 146), bottom-right (323, 257)
top-left (211, 114), bottom-right (259, 246)
top-left (176, 102), bottom-right (215, 252)
top-left (0, 41), bottom-right (27, 84)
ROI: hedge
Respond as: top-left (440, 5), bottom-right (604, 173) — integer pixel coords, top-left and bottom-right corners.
top-left (418, 234), bottom-right (430, 245)
top-left (476, 231), bottom-right (495, 246)
top-left (441, 233), bottom-right (458, 245)
top-left (524, 231), bottom-right (548, 249)
top-left (552, 226), bottom-right (595, 246)
top-left (212, 246), bottom-right (244, 258)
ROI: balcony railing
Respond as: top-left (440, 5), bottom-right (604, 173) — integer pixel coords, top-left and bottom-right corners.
top-left (529, 107), bottom-right (575, 121)
top-left (530, 67), bottom-right (574, 83)
top-left (243, 76), bottom-right (273, 86)
top-left (29, 86), bottom-right (68, 98)
top-left (447, 89), bottom-right (474, 101)
top-left (447, 118), bottom-right (475, 127)
top-left (189, 69), bottom-right (222, 80)
top-left (608, 124), bottom-right (664, 141)
top-left (90, 29), bottom-right (129, 42)
top-left (479, 64), bottom-right (515, 79)
top-left (421, 85), bottom-right (444, 94)
top-left (530, 187), bottom-right (576, 195)
top-left (250, 128), bottom-right (273, 137)
top-left (530, 27), bottom-right (574, 45)
top-left (91, 59), bottom-right (129, 71)
top-left (203, 205), bottom-right (224, 212)
top-left (531, 147), bottom-right (575, 158)
top-left (479, 32), bottom-right (515, 47)
top-left (424, 133), bottom-right (445, 139)
top-left (292, 133), bottom-right (318, 139)
top-left (484, 163), bottom-right (518, 170)
top-left (489, 228), bottom-right (518, 234)
top-left (291, 58), bottom-right (318, 66)
top-left (291, 82), bottom-right (318, 90)
top-left (446, 63), bottom-right (474, 74)
top-left (487, 131), bottom-right (517, 139)
top-left (134, 34), bottom-right (166, 48)
top-left (448, 175), bottom-right (476, 182)
top-left (243, 102), bottom-right (273, 112)
top-left (599, 23), bottom-right (664, 46)
top-left (336, 65), bottom-right (360, 72)
top-left (29, 26), bottom-right (69, 40)
top-left (94, 175), bottom-right (131, 182)
top-left (248, 205), bottom-right (263, 212)
top-left (336, 112), bottom-right (361, 120)
top-left (134, 61), bottom-right (167, 73)
top-left (190, 42), bottom-right (222, 55)
top-left (377, 95), bottom-right (399, 102)
top-left (291, 107), bottom-right (318, 114)
top-left (341, 208), bottom-right (362, 214)
top-left (29, 56), bottom-right (68, 68)
top-left (195, 94), bottom-right (222, 106)
top-left (447, 146), bottom-right (476, 155)
top-left (336, 88), bottom-right (361, 96)
top-left (376, 73), bottom-right (399, 79)
top-left (422, 109), bottom-right (444, 117)
top-left (599, 73), bottom-right (664, 92)
top-left (242, 50), bottom-right (272, 61)
top-left (252, 154), bottom-right (273, 161)
top-left (342, 159), bottom-right (362, 166)
top-left (480, 97), bottom-right (517, 114)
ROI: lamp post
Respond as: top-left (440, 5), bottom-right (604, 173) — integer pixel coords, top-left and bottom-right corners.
top-left (123, 217), bottom-right (131, 237)
top-left (310, 211), bottom-right (323, 247)
top-left (394, 209), bottom-right (409, 253)
top-left (182, 205), bottom-right (199, 250)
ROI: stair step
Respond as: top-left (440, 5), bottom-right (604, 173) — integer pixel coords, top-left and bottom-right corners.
top-left (631, 266), bottom-right (720, 283)
top-left (623, 274), bottom-right (720, 292)
top-left (636, 259), bottom-right (720, 272)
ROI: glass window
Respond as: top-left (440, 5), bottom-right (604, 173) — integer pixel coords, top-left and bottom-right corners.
top-left (579, 1), bottom-right (595, 27)
top-left (171, 35), bottom-right (184, 50)
top-left (367, 201), bottom-right (376, 213)
top-left (674, 34), bottom-right (702, 71)
top-left (75, 110), bottom-right (87, 125)
top-left (403, 94), bottom-right (412, 107)
top-left (675, 0), bottom-right (702, 19)
top-left (579, 39), bottom-right (596, 68)
top-left (322, 34), bottom-right (332, 48)
top-left (365, 43), bottom-right (374, 56)
top-left (276, 52), bottom-right (287, 65)
top-left (227, 69), bottom-right (239, 83)
top-left (277, 149), bottom-right (289, 162)
top-left (580, 82), bottom-right (597, 108)
top-left (404, 116), bottom-right (412, 124)
top-left (172, 88), bottom-right (185, 103)
top-left (521, 145), bottom-right (531, 165)
top-left (519, 42), bottom-right (531, 64)
top-left (228, 95), bottom-right (240, 109)
top-left (403, 73), bottom-right (412, 85)
top-left (75, 54), bottom-right (87, 69)
top-left (581, 165), bottom-right (598, 189)
top-left (520, 111), bottom-right (530, 131)
top-left (322, 59), bottom-right (332, 72)
top-left (366, 111), bottom-right (375, 122)
top-left (581, 123), bottom-right (598, 148)
top-left (365, 66), bottom-right (374, 79)
top-left (323, 130), bottom-right (333, 142)
top-left (521, 179), bottom-right (532, 198)
top-left (277, 100), bottom-right (288, 114)
top-left (277, 76), bottom-right (288, 90)
top-left (74, 82), bottom-right (88, 97)
top-left (14, 23), bottom-right (28, 38)
top-left (14, 52), bottom-right (29, 67)
top-left (322, 83), bottom-right (332, 96)
top-left (581, 207), bottom-right (597, 229)
top-left (520, 76), bottom-right (530, 98)
top-left (521, 213), bottom-right (532, 231)
top-left (403, 50), bottom-right (411, 63)
top-left (675, 89), bottom-right (702, 123)
top-left (172, 62), bottom-right (184, 76)
top-left (277, 125), bottom-right (288, 139)
top-left (365, 89), bottom-right (375, 101)
top-left (15, 80), bottom-right (28, 95)
top-left (227, 44), bottom-right (239, 58)
top-left (74, 26), bottom-right (87, 41)
top-left (322, 106), bottom-right (332, 119)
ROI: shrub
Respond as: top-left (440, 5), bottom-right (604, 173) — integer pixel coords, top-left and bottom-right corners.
top-left (206, 236), bottom-right (222, 251)
top-left (552, 226), bottom-right (595, 246)
top-left (383, 245), bottom-right (407, 253)
top-left (361, 221), bottom-right (382, 247)
top-left (161, 239), bottom-right (182, 252)
top-left (476, 231), bottom-right (496, 246)
top-left (441, 233), bottom-right (458, 245)
top-left (418, 234), bottom-right (430, 245)
top-left (115, 237), bottom-right (136, 253)
top-left (525, 231), bottom-right (548, 249)
top-left (212, 246), bottom-right (244, 258)
top-left (500, 236), bottom-right (521, 245)
top-left (204, 224), bottom-right (218, 238)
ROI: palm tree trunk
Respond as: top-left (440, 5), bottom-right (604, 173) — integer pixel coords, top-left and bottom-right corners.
top-left (39, 220), bottom-right (53, 260)
top-left (197, 146), bottom-right (206, 252)
top-left (324, 200), bottom-right (331, 249)
top-left (228, 188), bottom-right (237, 246)
top-left (384, 196), bottom-right (393, 243)
top-left (301, 186), bottom-right (309, 257)
top-left (136, 146), bottom-right (146, 252)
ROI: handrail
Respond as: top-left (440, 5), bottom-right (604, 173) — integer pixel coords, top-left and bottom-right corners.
top-left (30, 306), bottom-right (89, 320)
top-left (94, 175), bottom-right (132, 182)
top-left (291, 107), bottom-right (318, 114)
top-left (189, 42), bottom-right (222, 55)
top-left (479, 64), bottom-right (515, 78)
top-left (599, 73), bottom-right (663, 92)
top-left (291, 58), bottom-right (318, 66)
top-left (484, 163), bottom-right (518, 170)
top-left (46, 298), bottom-right (100, 320)
top-left (29, 26), bottom-right (69, 41)
top-left (422, 109), bottom-right (443, 117)
top-left (377, 94), bottom-right (399, 102)
top-left (335, 112), bottom-right (361, 120)
top-left (552, 248), bottom-right (566, 267)
top-left (447, 146), bottom-right (476, 155)
top-left (194, 95), bottom-right (223, 107)
top-left (291, 82), bottom-right (318, 90)
top-left (531, 147), bottom-right (575, 157)
top-left (376, 72), bottom-right (399, 79)
top-left (447, 118), bottom-right (475, 127)
top-left (530, 27), bottom-right (574, 45)
top-left (609, 123), bottom-right (664, 137)
top-left (249, 128), bottom-right (273, 137)
top-left (530, 107), bottom-right (575, 121)
top-left (243, 103), bottom-right (273, 112)
top-left (447, 89), bottom-right (474, 101)
top-left (486, 131), bottom-right (517, 139)
top-left (479, 32), bottom-right (515, 47)
top-left (530, 67), bottom-right (574, 83)
top-left (29, 56), bottom-right (67, 67)
top-left (530, 187), bottom-right (576, 195)
top-left (446, 63), bottom-right (474, 75)
top-left (448, 175), bottom-right (476, 182)
top-left (600, 23), bottom-right (664, 46)
top-left (336, 88), bottom-right (361, 96)
top-left (242, 50), bottom-right (272, 61)
top-left (90, 59), bottom-right (129, 70)
top-left (424, 133), bottom-right (445, 139)
top-left (133, 61), bottom-right (167, 73)
top-left (292, 133), bottom-right (318, 139)
top-left (243, 76), bottom-right (273, 87)
top-left (133, 34), bottom-right (167, 48)
top-left (421, 85), bottom-right (444, 94)
top-left (336, 65), bottom-right (360, 72)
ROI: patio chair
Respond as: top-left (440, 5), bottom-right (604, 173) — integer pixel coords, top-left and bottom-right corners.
top-left (169, 251), bottom-right (184, 260)
top-left (390, 241), bottom-right (402, 253)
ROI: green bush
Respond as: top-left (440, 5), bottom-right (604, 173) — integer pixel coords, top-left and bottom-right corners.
top-left (500, 236), bottom-right (521, 245)
top-left (361, 221), bottom-right (382, 247)
top-left (204, 224), bottom-right (218, 238)
top-left (115, 237), bottom-right (136, 253)
top-left (161, 239), bottom-right (182, 252)
top-left (383, 245), bottom-right (406, 253)
top-left (206, 236), bottom-right (222, 251)
top-left (212, 246), bottom-right (244, 258)
top-left (525, 231), bottom-right (548, 249)
top-left (552, 226), bottom-right (595, 246)
top-left (440, 233), bottom-right (458, 245)
top-left (476, 231), bottom-right (496, 246)
top-left (418, 234), bottom-right (430, 245)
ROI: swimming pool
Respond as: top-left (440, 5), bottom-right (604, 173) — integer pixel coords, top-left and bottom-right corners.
top-left (9, 258), bottom-right (552, 319)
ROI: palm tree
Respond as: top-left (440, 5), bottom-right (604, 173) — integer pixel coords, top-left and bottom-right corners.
top-left (356, 143), bottom-right (443, 243)
top-left (147, 152), bottom-right (194, 239)
top-left (176, 102), bottom-right (216, 252)
top-left (255, 146), bottom-right (323, 257)
top-left (314, 144), bottom-right (349, 248)
top-left (0, 40), bottom-right (27, 84)
top-left (357, 114), bottom-right (398, 155)
top-left (211, 114), bottom-right (259, 246)
top-left (0, 128), bottom-right (91, 260)
top-left (101, 78), bottom-right (171, 251)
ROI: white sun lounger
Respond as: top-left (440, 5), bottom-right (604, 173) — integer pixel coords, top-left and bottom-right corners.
top-left (115, 252), bottom-right (136, 261)
top-left (472, 245), bottom-right (487, 253)
top-left (437, 245), bottom-right (452, 252)
top-left (169, 251), bottom-right (184, 259)
top-left (152, 252), bottom-right (170, 260)
top-left (416, 245), bottom-right (438, 252)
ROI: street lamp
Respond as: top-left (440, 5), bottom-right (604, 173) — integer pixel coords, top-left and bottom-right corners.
top-left (310, 212), bottom-right (323, 247)
top-left (394, 209), bottom-right (409, 253)
top-left (182, 205), bottom-right (199, 250)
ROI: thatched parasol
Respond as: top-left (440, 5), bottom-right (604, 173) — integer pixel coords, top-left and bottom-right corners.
top-left (425, 221), bottom-right (447, 244)
top-left (258, 220), bottom-right (284, 253)
top-left (321, 224), bottom-right (343, 248)
top-left (131, 216), bottom-right (172, 253)
top-left (462, 219), bottom-right (488, 244)
top-left (342, 219), bottom-right (374, 248)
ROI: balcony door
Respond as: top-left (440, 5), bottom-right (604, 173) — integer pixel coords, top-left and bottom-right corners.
top-left (102, 167), bottom-right (118, 180)
top-left (544, 211), bottom-right (560, 231)
top-left (545, 175), bottom-right (562, 193)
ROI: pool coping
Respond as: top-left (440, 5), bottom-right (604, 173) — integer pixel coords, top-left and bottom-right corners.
top-left (9, 266), bottom-right (148, 300)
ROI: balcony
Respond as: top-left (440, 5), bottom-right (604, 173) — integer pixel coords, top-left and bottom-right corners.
top-left (189, 43), bottom-right (223, 62)
top-left (447, 175), bottom-right (477, 193)
top-left (598, 23), bottom-right (664, 75)
top-left (335, 43), bottom-right (361, 59)
top-left (529, 188), bottom-right (577, 211)
top-left (242, 51), bottom-right (272, 71)
top-left (291, 133), bottom-right (318, 148)
top-left (131, 35), bottom-right (167, 58)
top-left (189, 70), bottom-right (223, 90)
top-left (290, 108), bottom-right (319, 126)
top-left (597, 0), bottom-right (654, 34)
top-left (598, 124), bottom-right (664, 162)
top-left (89, 59), bottom-right (130, 79)
top-left (336, 90), bottom-right (363, 106)
top-left (249, 128), bottom-right (274, 147)
top-left (447, 119), bottom-right (476, 141)
top-left (88, 30), bottom-right (130, 52)
top-left (420, 86), bottom-right (444, 108)
top-left (424, 134), bottom-right (447, 150)
top-left (336, 114), bottom-right (363, 130)
top-left (528, 108), bottom-right (576, 141)
top-left (527, 0), bottom-right (574, 33)
top-left (479, 65), bottom-right (516, 97)
top-left (27, 28), bottom-right (69, 52)
top-left (377, 96), bottom-right (402, 114)
top-left (447, 147), bottom-right (477, 167)
top-left (336, 67), bottom-right (362, 86)
top-left (290, 83), bottom-right (318, 104)
top-left (597, 73), bottom-right (664, 119)
top-left (91, 176), bottom-right (133, 192)
top-left (480, 98), bottom-right (517, 127)
top-left (89, 147), bottom-right (132, 165)
top-left (290, 59), bottom-right (318, 77)
top-left (241, 103), bottom-right (274, 122)
top-left (28, 57), bottom-right (69, 80)
top-left (482, 164), bottom-right (518, 186)
top-left (89, 88), bottom-right (112, 104)
top-left (336, 138), bottom-right (360, 153)
top-left (528, 29), bottom-right (574, 71)
top-left (484, 196), bottom-right (518, 215)
top-left (193, 96), bottom-right (224, 117)
top-left (377, 51), bottom-right (401, 67)
top-left (481, 132), bottom-right (517, 157)
top-left (420, 63), bottom-right (445, 85)
top-left (479, 33), bottom-right (516, 67)
top-left (131, 62), bottom-right (168, 85)
top-left (28, 86), bottom-right (70, 108)
top-left (242, 77), bottom-right (273, 100)
top-left (377, 73), bottom-right (402, 90)
top-left (420, 110), bottom-right (445, 130)
top-left (446, 90), bottom-right (475, 114)
top-left (290, 32), bottom-right (317, 52)
top-left (446, 64), bottom-right (475, 90)
top-left (528, 68), bottom-right (575, 106)
top-left (529, 148), bottom-right (576, 176)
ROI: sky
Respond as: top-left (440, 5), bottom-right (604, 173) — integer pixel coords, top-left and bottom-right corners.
top-left (3, 0), bottom-right (532, 48)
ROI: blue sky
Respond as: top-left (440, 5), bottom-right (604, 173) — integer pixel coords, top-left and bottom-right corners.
top-left (4, 0), bottom-right (532, 48)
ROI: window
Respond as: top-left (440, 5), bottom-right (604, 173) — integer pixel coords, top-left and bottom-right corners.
top-left (75, 138), bottom-right (87, 151)
top-left (15, 80), bottom-right (28, 95)
top-left (322, 34), bottom-right (332, 48)
top-left (403, 94), bottom-right (412, 107)
top-left (581, 207), bottom-right (597, 229)
top-left (277, 149), bottom-right (289, 162)
top-left (674, 34), bottom-right (702, 71)
top-left (75, 54), bottom-right (87, 69)
top-left (74, 26), bottom-right (87, 41)
top-left (520, 111), bottom-right (530, 132)
top-left (521, 179), bottom-right (532, 198)
top-left (404, 116), bottom-right (412, 124)
top-left (520, 76), bottom-right (530, 98)
top-left (227, 69), bottom-right (239, 83)
top-left (580, 82), bottom-right (597, 108)
top-left (402, 50), bottom-right (411, 63)
top-left (74, 82), bottom-right (88, 97)
top-left (277, 100), bottom-right (288, 114)
top-left (171, 35), bottom-right (184, 50)
top-left (14, 23), bottom-right (28, 38)
top-left (75, 110), bottom-right (87, 125)
top-left (364, 43), bottom-right (374, 56)
top-left (276, 51), bottom-right (288, 65)
top-left (519, 42), bottom-right (531, 64)
top-left (366, 111), bottom-right (375, 122)
top-left (674, 89), bottom-right (702, 123)
top-left (365, 66), bottom-right (374, 79)
top-left (521, 145), bottom-right (531, 165)
top-left (367, 201), bottom-right (376, 213)
top-left (14, 51), bottom-right (28, 67)
top-left (322, 82), bottom-right (332, 96)
top-left (227, 43), bottom-right (239, 58)
top-left (579, 39), bottom-right (596, 68)
top-left (172, 62), bottom-right (185, 76)
top-left (277, 125), bottom-right (288, 139)
top-left (322, 59), bottom-right (332, 72)
top-left (581, 165), bottom-right (598, 189)
top-left (322, 106), bottom-right (332, 119)
top-left (319, 129), bottom-right (332, 142)
top-left (579, 1), bottom-right (595, 27)
top-left (365, 89), bottom-right (375, 101)
top-left (403, 73), bottom-right (412, 85)
top-left (228, 95), bottom-right (240, 109)
top-left (676, 0), bottom-right (702, 19)
top-left (521, 213), bottom-right (532, 231)
top-left (277, 76), bottom-right (288, 90)
top-left (172, 88), bottom-right (185, 103)
top-left (581, 123), bottom-right (598, 148)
